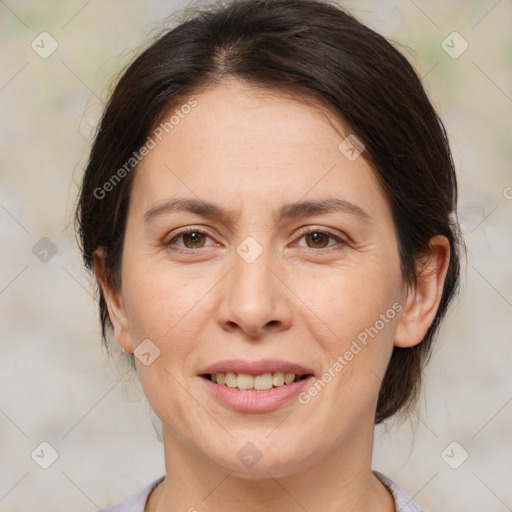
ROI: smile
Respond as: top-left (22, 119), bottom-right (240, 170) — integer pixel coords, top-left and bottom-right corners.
top-left (203, 372), bottom-right (310, 391)
top-left (199, 360), bottom-right (315, 412)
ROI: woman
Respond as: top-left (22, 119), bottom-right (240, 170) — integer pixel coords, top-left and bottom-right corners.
top-left (75, 0), bottom-right (463, 510)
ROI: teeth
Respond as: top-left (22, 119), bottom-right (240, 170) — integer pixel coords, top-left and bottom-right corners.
top-left (225, 372), bottom-right (237, 388)
top-left (254, 373), bottom-right (273, 390)
top-left (237, 373), bottom-right (254, 390)
top-left (208, 371), bottom-right (305, 391)
top-left (284, 372), bottom-right (295, 385)
top-left (272, 372), bottom-right (285, 387)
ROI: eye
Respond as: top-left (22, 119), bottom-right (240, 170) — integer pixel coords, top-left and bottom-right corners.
top-left (162, 227), bottom-right (347, 254)
top-left (163, 228), bottom-right (216, 252)
top-left (294, 228), bottom-right (346, 251)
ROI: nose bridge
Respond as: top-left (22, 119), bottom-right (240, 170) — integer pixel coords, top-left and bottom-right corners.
top-left (232, 235), bottom-right (277, 303)
top-left (218, 235), bottom-right (290, 335)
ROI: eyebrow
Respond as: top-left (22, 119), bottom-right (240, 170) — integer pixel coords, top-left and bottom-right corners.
top-left (143, 197), bottom-right (371, 225)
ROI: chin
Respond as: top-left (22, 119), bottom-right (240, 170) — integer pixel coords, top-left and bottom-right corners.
top-left (203, 437), bottom-right (315, 480)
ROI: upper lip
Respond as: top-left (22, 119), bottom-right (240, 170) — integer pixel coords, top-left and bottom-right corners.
top-left (200, 359), bottom-right (315, 376)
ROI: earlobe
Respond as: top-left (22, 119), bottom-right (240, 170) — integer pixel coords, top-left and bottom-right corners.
top-left (92, 248), bottom-right (133, 354)
top-left (394, 235), bottom-right (451, 348)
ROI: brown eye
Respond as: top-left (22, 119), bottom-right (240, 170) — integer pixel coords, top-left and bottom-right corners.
top-left (181, 231), bottom-right (207, 249)
top-left (304, 231), bottom-right (332, 249)
top-left (296, 228), bottom-right (345, 251)
top-left (164, 228), bottom-right (214, 252)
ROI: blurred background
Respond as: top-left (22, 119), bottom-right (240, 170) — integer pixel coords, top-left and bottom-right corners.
top-left (0, 0), bottom-right (511, 510)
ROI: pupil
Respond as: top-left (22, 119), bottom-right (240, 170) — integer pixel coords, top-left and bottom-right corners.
top-left (186, 232), bottom-right (203, 247)
top-left (309, 232), bottom-right (326, 247)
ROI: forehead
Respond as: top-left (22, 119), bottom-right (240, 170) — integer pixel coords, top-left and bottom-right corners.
top-left (174, 80), bottom-right (347, 158)
top-left (130, 80), bottom-right (389, 222)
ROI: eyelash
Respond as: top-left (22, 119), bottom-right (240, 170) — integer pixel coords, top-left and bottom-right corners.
top-left (162, 227), bottom-right (347, 254)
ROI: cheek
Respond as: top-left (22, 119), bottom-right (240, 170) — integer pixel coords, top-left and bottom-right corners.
top-left (289, 252), bottom-right (402, 404)
top-left (292, 255), bottom-right (402, 343)
top-left (299, 274), bottom-right (400, 423)
top-left (120, 242), bottom-right (194, 340)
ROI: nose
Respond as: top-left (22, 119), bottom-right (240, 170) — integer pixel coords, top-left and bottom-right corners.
top-left (217, 241), bottom-right (293, 339)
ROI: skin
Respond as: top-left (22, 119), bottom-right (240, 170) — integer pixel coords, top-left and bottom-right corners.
top-left (94, 79), bottom-right (450, 512)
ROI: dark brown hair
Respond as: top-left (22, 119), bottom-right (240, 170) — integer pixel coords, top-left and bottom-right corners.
top-left (75, 0), bottom-right (463, 424)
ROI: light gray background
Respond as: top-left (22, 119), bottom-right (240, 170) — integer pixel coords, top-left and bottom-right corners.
top-left (1, 0), bottom-right (511, 510)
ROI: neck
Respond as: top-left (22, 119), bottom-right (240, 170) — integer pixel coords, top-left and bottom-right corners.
top-left (147, 419), bottom-right (395, 512)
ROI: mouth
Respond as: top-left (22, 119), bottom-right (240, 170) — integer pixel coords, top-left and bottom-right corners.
top-left (198, 360), bottom-right (315, 412)
top-left (201, 371), bottom-right (313, 391)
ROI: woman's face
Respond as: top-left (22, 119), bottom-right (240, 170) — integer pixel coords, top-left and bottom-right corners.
top-left (105, 80), bottom-right (409, 477)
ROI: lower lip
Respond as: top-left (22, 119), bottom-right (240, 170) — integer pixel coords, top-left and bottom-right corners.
top-left (200, 376), bottom-right (313, 413)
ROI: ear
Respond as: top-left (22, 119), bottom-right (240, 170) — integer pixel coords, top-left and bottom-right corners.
top-left (92, 247), bottom-right (134, 353)
top-left (394, 235), bottom-right (451, 348)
